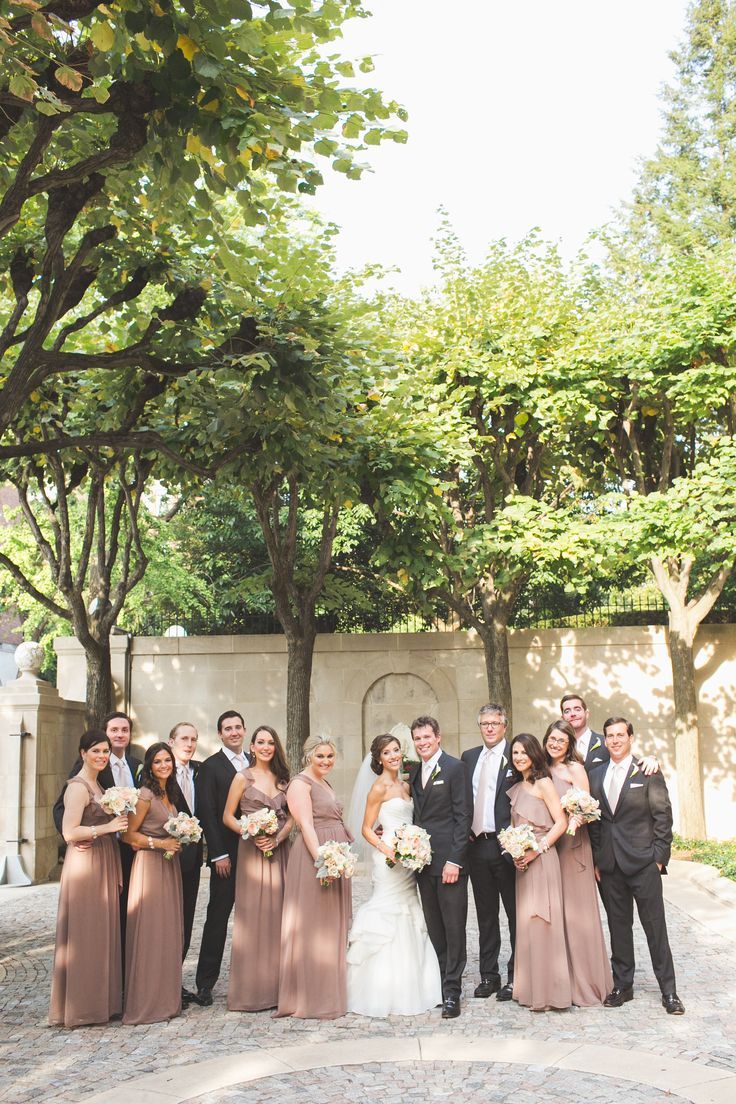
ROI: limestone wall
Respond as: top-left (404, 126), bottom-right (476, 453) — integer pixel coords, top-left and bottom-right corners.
top-left (54, 625), bottom-right (736, 840)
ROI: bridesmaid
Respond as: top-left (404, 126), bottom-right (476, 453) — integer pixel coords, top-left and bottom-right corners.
top-left (224, 724), bottom-right (293, 1011)
top-left (275, 735), bottom-right (353, 1019)
top-left (122, 742), bottom-right (183, 1025)
top-left (507, 733), bottom-right (571, 1012)
top-left (543, 720), bottom-right (612, 1005)
top-left (49, 729), bottom-right (128, 1027)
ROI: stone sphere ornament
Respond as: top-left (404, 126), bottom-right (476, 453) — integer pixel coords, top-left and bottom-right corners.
top-left (15, 641), bottom-right (45, 678)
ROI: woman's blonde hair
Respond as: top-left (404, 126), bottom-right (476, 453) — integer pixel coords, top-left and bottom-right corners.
top-left (302, 734), bottom-right (338, 766)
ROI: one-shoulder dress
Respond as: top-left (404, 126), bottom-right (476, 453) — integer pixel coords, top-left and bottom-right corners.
top-left (509, 781), bottom-right (572, 1011)
top-left (275, 773), bottom-right (353, 1019)
top-left (228, 769), bottom-right (291, 1011)
top-left (49, 777), bottom-right (122, 1027)
top-left (551, 772), bottom-right (612, 1005)
top-left (123, 788), bottom-right (183, 1024)
top-left (346, 796), bottom-right (441, 1016)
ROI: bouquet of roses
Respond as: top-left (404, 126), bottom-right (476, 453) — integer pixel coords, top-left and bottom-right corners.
top-left (497, 824), bottom-right (539, 870)
top-left (99, 786), bottom-right (139, 816)
top-left (560, 787), bottom-right (601, 836)
top-left (387, 824), bottom-right (432, 872)
top-left (163, 811), bottom-right (202, 860)
top-left (314, 840), bottom-right (358, 887)
top-left (240, 807), bottom-right (279, 858)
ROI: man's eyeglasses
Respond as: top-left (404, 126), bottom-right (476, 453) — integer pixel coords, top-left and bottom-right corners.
top-left (479, 720), bottom-right (505, 729)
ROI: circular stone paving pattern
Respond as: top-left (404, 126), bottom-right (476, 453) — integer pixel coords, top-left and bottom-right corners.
top-left (186, 1062), bottom-right (678, 1104)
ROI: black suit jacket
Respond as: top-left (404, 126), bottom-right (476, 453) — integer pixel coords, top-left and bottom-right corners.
top-left (409, 751), bottom-right (472, 875)
top-left (588, 760), bottom-right (673, 876)
top-left (172, 759), bottom-right (203, 873)
top-left (582, 731), bottom-right (609, 772)
top-left (461, 741), bottom-right (514, 836)
top-left (53, 752), bottom-right (143, 835)
top-left (196, 749), bottom-right (248, 867)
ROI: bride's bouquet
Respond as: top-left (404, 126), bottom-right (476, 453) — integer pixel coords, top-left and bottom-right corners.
top-left (387, 824), bottom-right (432, 872)
top-left (163, 811), bottom-right (202, 860)
top-left (99, 786), bottom-right (139, 815)
top-left (314, 840), bottom-right (358, 887)
top-left (497, 824), bottom-right (539, 870)
top-left (559, 787), bottom-right (601, 836)
top-left (240, 807), bottom-right (279, 858)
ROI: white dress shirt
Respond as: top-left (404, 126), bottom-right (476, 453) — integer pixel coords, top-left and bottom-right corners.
top-left (604, 755), bottom-right (632, 806)
top-left (471, 743), bottom-right (505, 833)
top-left (421, 749), bottom-right (442, 788)
top-left (177, 762), bottom-right (195, 812)
top-left (576, 726), bottom-right (593, 761)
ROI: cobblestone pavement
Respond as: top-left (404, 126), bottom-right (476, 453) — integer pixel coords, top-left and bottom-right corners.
top-left (1, 866), bottom-right (734, 1104)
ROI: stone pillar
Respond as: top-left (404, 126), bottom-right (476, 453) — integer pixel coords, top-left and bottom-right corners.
top-left (0, 642), bottom-right (85, 884)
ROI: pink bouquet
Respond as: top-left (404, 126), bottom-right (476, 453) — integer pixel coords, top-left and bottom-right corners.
top-left (314, 840), bottom-right (358, 887)
top-left (387, 824), bottom-right (432, 872)
top-left (99, 786), bottom-right (139, 815)
top-left (497, 824), bottom-right (539, 870)
top-left (559, 787), bottom-right (601, 836)
top-left (240, 807), bottom-right (279, 858)
top-left (163, 811), bottom-right (202, 860)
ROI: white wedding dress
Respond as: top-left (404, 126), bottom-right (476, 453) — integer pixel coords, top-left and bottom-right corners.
top-left (346, 797), bottom-right (442, 1016)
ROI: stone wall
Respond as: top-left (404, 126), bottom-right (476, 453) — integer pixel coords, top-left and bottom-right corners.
top-left (55, 625), bottom-right (736, 839)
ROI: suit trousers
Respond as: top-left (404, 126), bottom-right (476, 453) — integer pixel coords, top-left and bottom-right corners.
top-left (598, 860), bottom-right (676, 994)
top-left (181, 865), bottom-right (201, 961)
top-left (119, 840), bottom-right (135, 972)
top-left (468, 835), bottom-right (516, 982)
top-left (417, 870), bottom-right (468, 1001)
top-left (195, 864), bottom-right (236, 990)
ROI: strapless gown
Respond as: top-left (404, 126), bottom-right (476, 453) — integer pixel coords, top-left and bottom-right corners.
top-left (347, 797), bottom-right (442, 1016)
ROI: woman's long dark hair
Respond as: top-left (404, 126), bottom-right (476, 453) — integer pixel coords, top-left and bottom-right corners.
top-left (509, 733), bottom-right (550, 784)
top-left (140, 742), bottom-right (179, 801)
top-left (250, 725), bottom-right (290, 787)
top-left (542, 720), bottom-right (582, 765)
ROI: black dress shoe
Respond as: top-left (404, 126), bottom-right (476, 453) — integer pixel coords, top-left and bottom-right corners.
top-left (441, 997), bottom-right (460, 1018)
top-left (474, 976), bottom-right (501, 998)
top-left (496, 983), bottom-right (513, 1002)
top-left (182, 987), bottom-right (197, 1002)
top-left (604, 986), bottom-right (634, 1007)
top-left (195, 987), bottom-right (213, 1007)
top-left (662, 993), bottom-right (685, 1015)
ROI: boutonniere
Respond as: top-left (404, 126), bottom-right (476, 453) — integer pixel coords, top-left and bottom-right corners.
top-left (501, 754), bottom-right (508, 770)
top-left (430, 764), bottom-right (441, 783)
top-left (630, 763), bottom-right (639, 779)
top-left (590, 737), bottom-right (601, 752)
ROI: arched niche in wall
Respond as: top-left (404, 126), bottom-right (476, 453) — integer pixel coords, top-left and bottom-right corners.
top-left (362, 673), bottom-right (440, 757)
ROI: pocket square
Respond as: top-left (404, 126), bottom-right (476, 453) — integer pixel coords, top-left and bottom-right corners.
top-left (432, 779), bottom-right (445, 786)
top-left (629, 782), bottom-right (644, 788)
top-left (506, 769), bottom-right (514, 777)
top-left (591, 756), bottom-right (604, 763)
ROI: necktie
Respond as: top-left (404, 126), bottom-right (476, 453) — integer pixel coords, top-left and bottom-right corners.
top-left (421, 761), bottom-right (431, 788)
top-left (113, 758), bottom-right (122, 785)
top-left (179, 766), bottom-right (193, 810)
top-left (471, 750), bottom-right (493, 836)
top-left (232, 755), bottom-right (243, 773)
top-left (608, 763), bottom-right (625, 812)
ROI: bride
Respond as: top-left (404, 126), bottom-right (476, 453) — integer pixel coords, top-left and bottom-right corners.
top-left (346, 733), bottom-right (441, 1016)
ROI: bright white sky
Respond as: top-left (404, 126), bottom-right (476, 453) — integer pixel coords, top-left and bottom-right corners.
top-left (308, 0), bottom-right (690, 295)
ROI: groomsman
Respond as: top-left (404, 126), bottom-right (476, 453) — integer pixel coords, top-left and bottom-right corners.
top-left (461, 704), bottom-right (516, 1002)
top-left (410, 715), bottom-right (472, 1019)
top-left (168, 722), bottom-right (203, 973)
top-left (53, 711), bottom-right (142, 964)
top-left (588, 716), bottom-right (684, 1015)
top-left (560, 693), bottom-right (608, 770)
top-left (194, 709), bottom-right (250, 1007)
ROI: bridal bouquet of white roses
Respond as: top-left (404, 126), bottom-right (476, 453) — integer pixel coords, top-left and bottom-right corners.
top-left (559, 787), bottom-right (601, 836)
top-left (99, 786), bottom-right (139, 816)
top-left (314, 840), bottom-right (358, 887)
top-left (497, 824), bottom-right (539, 869)
top-left (387, 824), bottom-right (432, 872)
top-left (240, 807), bottom-right (279, 858)
top-left (163, 811), bottom-right (202, 860)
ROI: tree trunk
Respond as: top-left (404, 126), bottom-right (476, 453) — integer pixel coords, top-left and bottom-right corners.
top-left (477, 615), bottom-right (514, 730)
top-left (667, 614), bottom-right (706, 838)
top-left (85, 638), bottom-right (114, 727)
top-left (285, 625), bottom-right (317, 772)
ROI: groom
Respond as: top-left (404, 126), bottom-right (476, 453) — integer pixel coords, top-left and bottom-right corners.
top-left (409, 715), bottom-right (472, 1018)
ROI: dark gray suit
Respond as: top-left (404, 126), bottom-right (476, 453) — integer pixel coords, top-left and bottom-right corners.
top-left (581, 731), bottom-right (609, 772)
top-left (173, 760), bottom-right (202, 960)
top-left (588, 760), bottom-right (676, 995)
top-left (461, 742), bottom-right (516, 983)
top-left (410, 751), bottom-right (472, 1001)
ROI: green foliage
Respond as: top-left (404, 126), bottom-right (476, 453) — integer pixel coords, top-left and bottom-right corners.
top-left (673, 834), bottom-right (736, 881)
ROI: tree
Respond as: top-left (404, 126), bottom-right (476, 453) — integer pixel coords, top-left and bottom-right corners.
top-left (372, 230), bottom-right (585, 724)
top-left (567, 246), bottom-right (736, 836)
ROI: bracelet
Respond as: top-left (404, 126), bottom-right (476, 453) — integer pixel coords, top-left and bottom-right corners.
top-left (148, 836), bottom-right (155, 850)
top-left (91, 826), bottom-right (98, 841)
top-left (539, 837), bottom-right (550, 854)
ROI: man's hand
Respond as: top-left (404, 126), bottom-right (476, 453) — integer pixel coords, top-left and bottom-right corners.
top-left (214, 857), bottom-right (232, 878)
top-left (442, 861), bottom-right (460, 884)
top-left (656, 862), bottom-right (663, 872)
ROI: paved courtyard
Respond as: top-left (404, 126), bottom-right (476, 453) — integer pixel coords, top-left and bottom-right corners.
top-left (1, 861), bottom-right (735, 1104)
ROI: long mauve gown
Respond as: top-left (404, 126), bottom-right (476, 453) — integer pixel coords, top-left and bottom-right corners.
top-left (509, 781), bottom-right (572, 1011)
top-left (228, 769), bottom-right (291, 1011)
top-left (275, 773), bottom-right (353, 1019)
top-left (49, 777), bottom-right (122, 1027)
top-left (552, 771), bottom-right (612, 1005)
top-left (123, 788), bottom-right (183, 1025)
